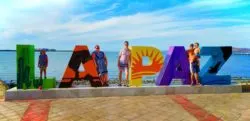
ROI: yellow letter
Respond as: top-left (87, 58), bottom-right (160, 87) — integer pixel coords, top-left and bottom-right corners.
top-left (129, 46), bottom-right (164, 87)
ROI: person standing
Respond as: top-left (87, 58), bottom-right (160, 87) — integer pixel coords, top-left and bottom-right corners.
top-left (186, 44), bottom-right (195, 85)
top-left (38, 49), bottom-right (48, 89)
top-left (117, 41), bottom-right (131, 87)
top-left (193, 42), bottom-right (201, 85)
top-left (38, 49), bottom-right (48, 79)
top-left (92, 45), bottom-right (109, 86)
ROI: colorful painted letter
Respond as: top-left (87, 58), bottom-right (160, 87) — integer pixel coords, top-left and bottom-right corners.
top-left (59, 45), bottom-right (102, 88)
top-left (156, 46), bottom-right (191, 85)
top-left (16, 45), bottom-right (36, 89)
top-left (129, 46), bottom-right (164, 87)
top-left (200, 46), bottom-right (232, 85)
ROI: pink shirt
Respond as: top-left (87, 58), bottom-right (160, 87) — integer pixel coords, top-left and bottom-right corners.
top-left (119, 48), bottom-right (130, 64)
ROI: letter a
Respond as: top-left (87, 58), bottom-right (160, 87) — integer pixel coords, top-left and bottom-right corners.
top-left (59, 45), bottom-right (101, 88)
top-left (156, 46), bottom-right (191, 85)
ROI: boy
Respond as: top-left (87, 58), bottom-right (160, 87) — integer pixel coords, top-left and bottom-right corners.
top-left (38, 49), bottom-right (48, 89)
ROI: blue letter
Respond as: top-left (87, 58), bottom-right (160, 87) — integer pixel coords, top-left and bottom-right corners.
top-left (200, 46), bottom-right (232, 85)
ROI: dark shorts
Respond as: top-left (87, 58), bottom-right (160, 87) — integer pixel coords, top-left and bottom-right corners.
top-left (98, 70), bottom-right (108, 76)
top-left (39, 66), bottom-right (47, 70)
top-left (190, 62), bottom-right (200, 73)
top-left (119, 63), bottom-right (128, 72)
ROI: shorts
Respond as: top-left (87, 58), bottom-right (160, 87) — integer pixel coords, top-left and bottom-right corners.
top-left (190, 62), bottom-right (200, 73)
top-left (98, 70), bottom-right (108, 76)
top-left (39, 66), bottom-right (47, 70)
top-left (119, 63), bottom-right (128, 72)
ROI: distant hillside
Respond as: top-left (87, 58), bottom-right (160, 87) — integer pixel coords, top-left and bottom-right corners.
top-left (233, 47), bottom-right (250, 54)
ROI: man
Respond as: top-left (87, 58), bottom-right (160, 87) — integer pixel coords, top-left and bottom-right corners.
top-left (117, 41), bottom-right (131, 87)
top-left (186, 44), bottom-right (195, 85)
top-left (92, 45), bottom-right (109, 86)
top-left (193, 42), bottom-right (201, 85)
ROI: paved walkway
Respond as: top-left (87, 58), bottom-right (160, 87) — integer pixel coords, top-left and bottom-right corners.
top-left (0, 93), bottom-right (250, 121)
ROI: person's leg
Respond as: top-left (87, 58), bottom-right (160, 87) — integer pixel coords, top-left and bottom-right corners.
top-left (40, 68), bottom-right (42, 79)
top-left (194, 63), bottom-right (201, 85)
top-left (118, 70), bottom-right (122, 86)
top-left (189, 63), bottom-right (194, 85)
top-left (100, 74), bottom-right (104, 85)
top-left (39, 68), bottom-right (44, 89)
top-left (194, 73), bottom-right (201, 85)
top-left (190, 73), bottom-right (194, 85)
top-left (40, 70), bottom-right (44, 86)
top-left (125, 67), bottom-right (129, 86)
top-left (104, 73), bottom-right (109, 86)
top-left (44, 68), bottom-right (47, 79)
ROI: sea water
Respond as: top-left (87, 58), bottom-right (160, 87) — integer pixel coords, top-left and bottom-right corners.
top-left (0, 51), bottom-right (250, 82)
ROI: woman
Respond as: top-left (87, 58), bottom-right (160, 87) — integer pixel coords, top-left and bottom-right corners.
top-left (92, 45), bottom-right (109, 86)
top-left (117, 41), bottom-right (131, 87)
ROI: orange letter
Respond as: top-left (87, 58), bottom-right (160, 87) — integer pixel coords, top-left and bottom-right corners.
top-left (59, 45), bottom-right (101, 88)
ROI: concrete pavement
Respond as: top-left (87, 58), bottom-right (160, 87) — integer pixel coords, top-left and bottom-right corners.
top-left (0, 93), bottom-right (250, 121)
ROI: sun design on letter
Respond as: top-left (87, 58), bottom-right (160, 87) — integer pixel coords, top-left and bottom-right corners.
top-left (130, 47), bottom-right (164, 80)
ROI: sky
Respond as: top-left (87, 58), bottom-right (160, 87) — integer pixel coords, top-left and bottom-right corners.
top-left (0, 0), bottom-right (250, 51)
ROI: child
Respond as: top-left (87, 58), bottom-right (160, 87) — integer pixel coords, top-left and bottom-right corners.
top-left (38, 49), bottom-right (48, 89)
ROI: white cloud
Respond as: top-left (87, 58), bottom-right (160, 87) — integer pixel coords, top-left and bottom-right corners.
top-left (190, 0), bottom-right (243, 7)
top-left (0, 0), bottom-right (250, 49)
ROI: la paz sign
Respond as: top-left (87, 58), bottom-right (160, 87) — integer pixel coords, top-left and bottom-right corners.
top-left (59, 45), bottom-right (232, 87)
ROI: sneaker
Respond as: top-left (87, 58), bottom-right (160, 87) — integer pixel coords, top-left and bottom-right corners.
top-left (123, 84), bottom-right (129, 87)
top-left (118, 84), bottom-right (122, 86)
top-left (196, 83), bottom-right (202, 86)
top-left (190, 82), bottom-right (194, 86)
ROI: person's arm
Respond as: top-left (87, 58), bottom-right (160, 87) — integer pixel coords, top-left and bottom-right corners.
top-left (92, 53), bottom-right (97, 68)
top-left (194, 49), bottom-right (200, 56)
top-left (117, 51), bottom-right (121, 67)
top-left (38, 55), bottom-right (40, 67)
top-left (128, 49), bottom-right (131, 67)
top-left (186, 50), bottom-right (189, 58)
top-left (104, 54), bottom-right (108, 66)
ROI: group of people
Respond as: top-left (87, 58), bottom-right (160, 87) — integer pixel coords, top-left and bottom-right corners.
top-left (38, 41), bottom-right (201, 88)
top-left (187, 42), bottom-right (201, 86)
top-left (38, 41), bottom-right (131, 88)
top-left (92, 41), bottom-right (131, 87)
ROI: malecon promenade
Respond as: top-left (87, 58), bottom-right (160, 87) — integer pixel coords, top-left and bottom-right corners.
top-left (1, 84), bottom-right (250, 121)
top-left (0, 45), bottom-right (250, 121)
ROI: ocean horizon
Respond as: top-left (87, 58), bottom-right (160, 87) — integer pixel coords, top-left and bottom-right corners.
top-left (0, 51), bottom-right (250, 82)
